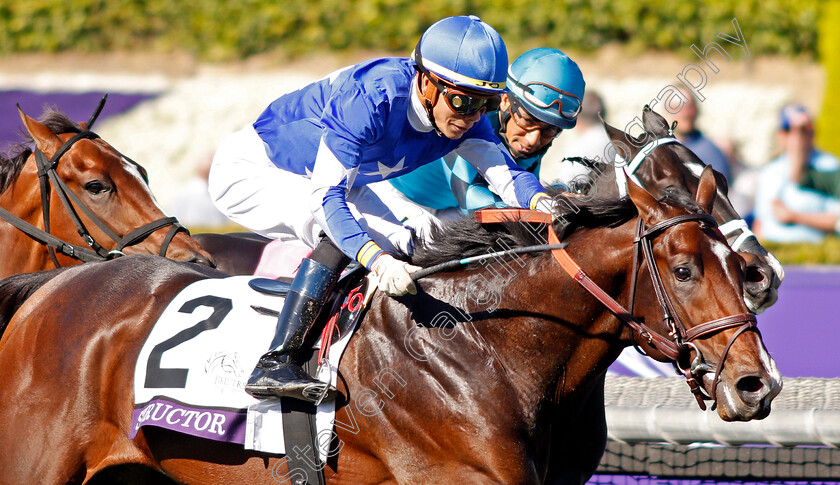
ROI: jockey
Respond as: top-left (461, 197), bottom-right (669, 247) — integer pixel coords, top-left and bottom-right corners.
top-left (208, 15), bottom-right (556, 403)
top-left (373, 47), bottom-right (585, 224)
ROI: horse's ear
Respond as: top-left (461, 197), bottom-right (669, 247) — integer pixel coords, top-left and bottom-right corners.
top-left (695, 165), bottom-right (717, 214)
top-left (642, 105), bottom-right (671, 137)
top-left (17, 105), bottom-right (61, 154)
top-left (626, 173), bottom-right (666, 225)
top-left (601, 119), bottom-right (635, 162)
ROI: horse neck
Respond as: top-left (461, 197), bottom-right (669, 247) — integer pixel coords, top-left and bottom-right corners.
top-left (0, 156), bottom-right (77, 276)
top-left (451, 220), bottom-right (637, 407)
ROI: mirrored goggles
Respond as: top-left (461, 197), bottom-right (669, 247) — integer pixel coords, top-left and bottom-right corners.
top-left (510, 79), bottom-right (582, 120)
top-left (430, 74), bottom-right (500, 115)
top-left (417, 65), bottom-right (501, 115)
top-left (508, 96), bottom-right (562, 139)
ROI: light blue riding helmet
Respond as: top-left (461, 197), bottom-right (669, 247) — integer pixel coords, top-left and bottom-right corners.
top-left (413, 15), bottom-right (508, 95)
top-left (507, 47), bottom-right (586, 129)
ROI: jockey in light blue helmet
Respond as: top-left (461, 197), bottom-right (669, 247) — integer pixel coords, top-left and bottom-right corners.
top-left (386, 47), bottom-right (586, 216)
top-left (413, 15), bottom-right (508, 134)
top-left (505, 47), bottom-right (585, 130)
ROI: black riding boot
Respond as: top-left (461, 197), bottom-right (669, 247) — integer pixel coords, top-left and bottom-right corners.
top-left (245, 238), bottom-right (350, 403)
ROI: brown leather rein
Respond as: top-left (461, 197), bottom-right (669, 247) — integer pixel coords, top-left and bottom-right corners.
top-left (475, 208), bottom-right (757, 410)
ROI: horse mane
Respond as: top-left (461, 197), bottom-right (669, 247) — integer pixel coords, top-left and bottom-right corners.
top-left (0, 107), bottom-right (83, 194)
top-left (411, 187), bottom-right (704, 268)
top-left (0, 266), bottom-right (69, 340)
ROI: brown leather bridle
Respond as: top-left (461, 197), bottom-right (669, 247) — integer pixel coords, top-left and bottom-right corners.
top-left (0, 96), bottom-right (188, 267)
top-left (476, 208), bottom-right (757, 410)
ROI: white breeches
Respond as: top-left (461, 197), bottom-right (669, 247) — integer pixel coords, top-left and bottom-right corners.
top-left (208, 125), bottom-right (415, 255)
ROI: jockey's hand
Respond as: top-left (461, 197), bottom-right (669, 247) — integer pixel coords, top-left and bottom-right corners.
top-left (371, 254), bottom-right (421, 296)
top-left (534, 195), bottom-right (556, 216)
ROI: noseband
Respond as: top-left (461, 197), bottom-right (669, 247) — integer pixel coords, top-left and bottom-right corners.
top-left (475, 208), bottom-right (757, 410)
top-left (0, 97), bottom-right (188, 266)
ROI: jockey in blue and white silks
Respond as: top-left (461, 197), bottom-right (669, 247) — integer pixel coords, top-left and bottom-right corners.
top-left (247, 56), bottom-right (546, 260)
top-left (371, 47), bottom-right (587, 227)
top-left (208, 16), bottom-right (556, 404)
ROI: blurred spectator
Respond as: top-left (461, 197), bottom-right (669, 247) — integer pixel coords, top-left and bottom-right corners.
top-left (670, 87), bottom-right (730, 181)
top-left (560, 90), bottom-right (611, 161)
top-left (166, 156), bottom-right (230, 229)
top-left (753, 104), bottom-right (840, 242)
top-left (717, 137), bottom-right (760, 221)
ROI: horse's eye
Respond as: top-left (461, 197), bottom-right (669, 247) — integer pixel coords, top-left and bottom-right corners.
top-left (85, 180), bottom-right (109, 194)
top-left (674, 266), bottom-right (692, 281)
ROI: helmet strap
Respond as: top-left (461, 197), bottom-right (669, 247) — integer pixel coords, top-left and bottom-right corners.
top-left (417, 73), bottom-right (443, 137)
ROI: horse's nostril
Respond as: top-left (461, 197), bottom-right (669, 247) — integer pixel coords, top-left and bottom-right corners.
top-left (745, 266), bottom-right (766, 283)
top-left (736, 375), bottom-right (764, 394)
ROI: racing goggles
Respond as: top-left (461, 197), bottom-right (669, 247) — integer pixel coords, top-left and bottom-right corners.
top-left (508, 95), bottom-right (562, 139)
top-left (414, 60), bottom-right (501, 115)
top-left (509, 78), bottom-right (582, 120)
top-left (428, 72), bottom-right (501, 115)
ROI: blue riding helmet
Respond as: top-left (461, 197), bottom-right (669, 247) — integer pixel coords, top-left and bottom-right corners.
top-left (507, 47), bottom-right (586, 129)
top-left (413, 15), bottom-right (508, 95)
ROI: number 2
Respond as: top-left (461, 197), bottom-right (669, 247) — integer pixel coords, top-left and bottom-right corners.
top-left (144, 295), bottom-right (232, 388)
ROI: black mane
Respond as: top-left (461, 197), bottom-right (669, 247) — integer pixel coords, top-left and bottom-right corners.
top-left (411, 188), bottom-right (704, 268)
top-left (0, 108), bottom-right (82, 194)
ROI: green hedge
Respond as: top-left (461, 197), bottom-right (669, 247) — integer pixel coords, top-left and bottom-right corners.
top-left (0, 0), bottom-right (821, 61)
top-left (763, 237), bottom-right (840, 265)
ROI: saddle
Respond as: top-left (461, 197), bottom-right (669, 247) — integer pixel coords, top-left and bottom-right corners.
top-left (132, 265), bottom-right (372, 485)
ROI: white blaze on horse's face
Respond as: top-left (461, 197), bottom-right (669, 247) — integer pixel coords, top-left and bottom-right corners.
top-left (709, 238), bottom-right (735, 282)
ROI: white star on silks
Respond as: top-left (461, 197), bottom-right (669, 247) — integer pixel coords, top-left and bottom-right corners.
top-left (305, 165), bottom-right (313, 178)
top-left (362, 157), bottom-right (406, 179)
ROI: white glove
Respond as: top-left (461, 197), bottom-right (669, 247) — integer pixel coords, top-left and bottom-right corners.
top-left (534, 195), bottom-right (557, 216)
top-left (371, 254), bottom-right (421, 296)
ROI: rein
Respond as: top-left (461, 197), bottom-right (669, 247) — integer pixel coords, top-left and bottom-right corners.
top-left (472, 208), bottom-right (757, 410)
top-left (0, 97), bottom-right (188, 267)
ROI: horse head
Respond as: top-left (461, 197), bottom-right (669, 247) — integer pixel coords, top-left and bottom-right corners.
top-left (600, 106), bottom-right (782, 313)
top-left (4, 105), bottom-right (214, 274)
top-left (624, 167), bottom-right (782, 420)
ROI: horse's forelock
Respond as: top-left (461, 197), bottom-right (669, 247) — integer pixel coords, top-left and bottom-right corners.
top-left (38, 107), bottom-right (83, 136)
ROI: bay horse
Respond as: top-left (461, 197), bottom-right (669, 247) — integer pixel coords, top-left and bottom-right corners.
top-left (542, 107), bottom-right (786, 483)
top-left (0, 168), bottom-right (781, 484)
top-left (591, 106), bottom-right (782, 314)
top-left (0, 103), bottom-right (213, 278)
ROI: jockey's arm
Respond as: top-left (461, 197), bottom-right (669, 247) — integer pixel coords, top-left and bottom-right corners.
top-left (309, 136), bottom-right (382, 267)
top-left (441, 152), bottom-right (503, 214)
top-left (454, 137), bottom-right (553, 213)
top-left (309, 136), bottom-right (419, 295)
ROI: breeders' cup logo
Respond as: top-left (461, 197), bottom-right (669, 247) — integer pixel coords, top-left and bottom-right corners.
top-left (205, 351), bottom-right (245, 391)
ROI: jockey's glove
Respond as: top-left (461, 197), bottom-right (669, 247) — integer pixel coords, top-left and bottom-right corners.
top-left (532, 194), bottom-right (557, 216)
top-left (371, 254), bottom-right (421, 296)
